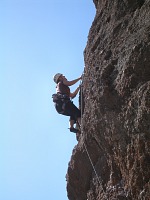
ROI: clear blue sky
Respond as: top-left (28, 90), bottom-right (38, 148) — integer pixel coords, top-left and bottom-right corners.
top-left (0, 1), bottom-right (95, 200)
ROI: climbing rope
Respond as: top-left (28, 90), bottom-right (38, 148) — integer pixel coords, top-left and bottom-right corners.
top-left (79, 78), bottom-right (107, 197)
top-left (80, 81), bottom-right (101, 184)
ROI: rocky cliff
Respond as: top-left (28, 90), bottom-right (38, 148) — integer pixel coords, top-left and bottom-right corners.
top-left (66, 0), bottom-right (150, 199)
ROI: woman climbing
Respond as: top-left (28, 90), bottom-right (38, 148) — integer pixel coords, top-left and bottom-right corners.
top-left (53, 73), bottom-right (82, 133)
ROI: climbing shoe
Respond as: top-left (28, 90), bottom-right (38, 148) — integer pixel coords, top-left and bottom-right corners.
top-left (69, 127), bottom-right (79, 133)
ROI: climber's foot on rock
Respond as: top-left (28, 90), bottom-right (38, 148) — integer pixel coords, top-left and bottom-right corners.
top-left (69, 127), bottom-right (79, 133)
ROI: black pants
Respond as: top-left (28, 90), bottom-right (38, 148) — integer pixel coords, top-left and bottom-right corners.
top-left (55, 100), bottom-right (81, 122)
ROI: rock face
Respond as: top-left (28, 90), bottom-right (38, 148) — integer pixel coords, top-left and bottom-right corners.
top-left (66, 0), bottom-right (150, 199)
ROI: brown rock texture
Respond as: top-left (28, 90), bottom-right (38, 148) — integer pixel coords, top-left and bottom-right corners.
top-left (66, 0), bottom-right (150, 199)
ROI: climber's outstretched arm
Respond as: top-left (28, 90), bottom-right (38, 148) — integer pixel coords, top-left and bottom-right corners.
top-left (63, 76), bottom-right (82, 86)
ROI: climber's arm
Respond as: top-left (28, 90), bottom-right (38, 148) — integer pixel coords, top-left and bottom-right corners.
top-left (63, 76), bottom-right (81, 86)
top-left (70, 86), bottom-right (80, 99)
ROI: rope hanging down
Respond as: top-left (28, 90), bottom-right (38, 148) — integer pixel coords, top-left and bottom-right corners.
top-left (80, 80), bottom-right (101, 185)
top-left (79, 79), bottom-right (106, 196)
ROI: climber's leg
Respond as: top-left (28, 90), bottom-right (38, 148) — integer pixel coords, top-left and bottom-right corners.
top-left (69, 119), bottom-right (75, 129)
top-left (69, 118), bottom-right (80, 133)
top-left (77, 117), bottom-right (81, 127)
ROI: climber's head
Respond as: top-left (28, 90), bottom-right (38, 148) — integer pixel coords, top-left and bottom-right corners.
top-left (53, 73), bottom-right (67, 83)
top-left (53, 73), bottom-right (62, 83)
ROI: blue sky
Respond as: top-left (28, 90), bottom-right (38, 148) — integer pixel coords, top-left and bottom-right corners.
top-left (0, 1), bottom-right (95, 199)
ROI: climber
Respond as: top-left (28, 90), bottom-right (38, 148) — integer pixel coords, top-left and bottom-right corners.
top-left (52, 73), bottom-right (82, 133)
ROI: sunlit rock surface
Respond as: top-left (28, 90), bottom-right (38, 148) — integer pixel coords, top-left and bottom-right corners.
top-left (66, 0), bottom-right (150, 199)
